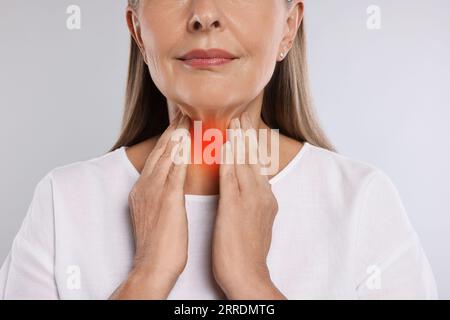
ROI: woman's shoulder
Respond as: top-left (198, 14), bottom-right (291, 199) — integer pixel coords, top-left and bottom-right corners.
top-left (44, 137), bottom-right (160, 189)
top-left (42, 146), bottom-right (131, 188)
top-left (303, 142), bottom-right (393, 193)
top-left (302, 143), bottom-right (414, 241)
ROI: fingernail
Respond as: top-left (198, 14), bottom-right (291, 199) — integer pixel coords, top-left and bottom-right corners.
top-left (237, 128), bottom-right (242, 138)
top-left (230, 118), bottom-right (239, 129)
top-left (244, 112), bottom-right (251, 123)
top-left (236, 119), bottom-right (243, 137)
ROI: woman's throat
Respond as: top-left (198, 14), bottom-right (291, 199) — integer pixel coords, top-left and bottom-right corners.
top-left (174, 118), bottom-right (279, 194)
top-left (183, 119), bottom-right (227, 195)
top-left (188, 119), bottom-right (228, 172)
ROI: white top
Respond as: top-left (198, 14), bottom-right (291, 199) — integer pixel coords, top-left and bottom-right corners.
top-left (0, 142), bottom-right (438, 299)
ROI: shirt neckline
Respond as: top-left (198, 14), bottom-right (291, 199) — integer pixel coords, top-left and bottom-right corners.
top-left (118, 141), bottom-right (311, 202)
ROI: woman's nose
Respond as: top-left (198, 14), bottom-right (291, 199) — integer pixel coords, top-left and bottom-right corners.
top-left (187, 1), bottom-right (223, 33)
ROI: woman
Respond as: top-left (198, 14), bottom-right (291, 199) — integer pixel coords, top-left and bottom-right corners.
top-left (0, 0), bottom-right (438, 299)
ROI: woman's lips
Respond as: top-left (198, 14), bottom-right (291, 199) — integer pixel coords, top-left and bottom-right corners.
top-left (179, 57), bottom-right (237, 68)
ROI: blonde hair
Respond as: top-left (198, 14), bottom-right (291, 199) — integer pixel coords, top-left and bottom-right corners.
top-left (109, 1), bottom-right (335, 152)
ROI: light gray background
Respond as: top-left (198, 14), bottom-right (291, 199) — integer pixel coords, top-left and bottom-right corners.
top-left (1, 0), bottom-right (449, 298)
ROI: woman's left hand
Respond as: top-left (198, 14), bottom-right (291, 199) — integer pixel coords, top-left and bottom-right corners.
top-left (211, 112), bottom-right (286, 300)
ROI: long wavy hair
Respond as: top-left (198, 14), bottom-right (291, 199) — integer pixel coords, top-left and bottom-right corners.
top-left (109, 0), bottom-right (335, 153)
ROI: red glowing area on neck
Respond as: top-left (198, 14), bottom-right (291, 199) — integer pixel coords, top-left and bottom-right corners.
top-left (188, 119), bottom-right (228, 174)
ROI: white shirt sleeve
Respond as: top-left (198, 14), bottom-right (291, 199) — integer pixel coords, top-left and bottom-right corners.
top-left (354, 170), bottom-right (438, 299)
top-left (0, 172), bottom-right (59, 299)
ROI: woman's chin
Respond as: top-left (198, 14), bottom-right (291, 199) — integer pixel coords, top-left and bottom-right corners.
top-left (182, 104), bottom-right (231, 119)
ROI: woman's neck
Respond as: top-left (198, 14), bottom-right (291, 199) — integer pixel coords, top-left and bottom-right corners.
top-left (125, 104), bottom-right (304, 196)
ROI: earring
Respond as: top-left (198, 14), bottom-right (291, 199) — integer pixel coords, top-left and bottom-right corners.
top-left (280, 48), bottom-right (288, 60)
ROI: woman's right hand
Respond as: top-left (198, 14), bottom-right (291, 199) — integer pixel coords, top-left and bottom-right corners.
top-left (110, 112), bottom-right (191, 299)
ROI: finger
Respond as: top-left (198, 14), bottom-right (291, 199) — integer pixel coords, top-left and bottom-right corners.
top-left (165, 116), bottom-right (191, 194)
top-left (153, 110), bottom-right (184, 154)
top-left (169, 107), bottom-right (182, 123)
top-left (240, 112), bottom-right (268, 183)
top-left (152, 115), bottom-right (190, 185)
top-left (142, 111), bottom-right (184, 177)
top-left (229, 117), bottom-right (254, 192)
top-left (219, 140), bottom-right (239, 196)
